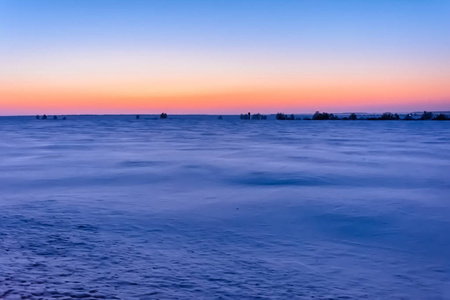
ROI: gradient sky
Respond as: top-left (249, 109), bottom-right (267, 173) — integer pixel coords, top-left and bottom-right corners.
top-left (1, 0), bottom-right (449, 115)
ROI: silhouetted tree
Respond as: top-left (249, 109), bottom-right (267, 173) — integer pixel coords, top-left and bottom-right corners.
top-left (379, 112), bottom-right (398, 120)
top-left (329, 114), bottom-right (340, 120)
top-left (240, 114), bottom-right (250, 120)
top-left (313, 111), bottom-right (331, 120)
top-left (276, 113), bottom-right (285, 120)
top-left (63, 116), bottom-right (67, 120)
top-left (380, 113), bottom-right (390, 120)
top-left (433, 114), bottom-right (449, 120)
top-left (420, 111), bottom-right (433, 120)
top-left (251, 113), bottom-right (267, 120)
top-left (276, 113), bottom-right (295, 120)
top-left (160, 113), bottom-right (167, 119)
top-left (403, 114), bottom-right (415, 120)
top-left (53, 115), bottom-right (58, 120)
top-left (42, 114), bottom-right (47, 120)
top-left (349, 113), bottom-right (357, 120)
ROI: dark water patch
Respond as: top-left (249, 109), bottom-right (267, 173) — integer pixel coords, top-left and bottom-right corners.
top-left (233, 172), bottom-right (331, 186)
top-left (229, 171), bottom-right (450, 190)
top-left (118, 160), bottom-right (164, 168)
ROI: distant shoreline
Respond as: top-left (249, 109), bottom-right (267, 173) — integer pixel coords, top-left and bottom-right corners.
top-left (1, 111), bottom-right (450, 121)
top-left (1, 111), bottom-right (450, 117)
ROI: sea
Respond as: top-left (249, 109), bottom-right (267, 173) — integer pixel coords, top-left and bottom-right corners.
top-left (1, 115), bottom-right (449, 299)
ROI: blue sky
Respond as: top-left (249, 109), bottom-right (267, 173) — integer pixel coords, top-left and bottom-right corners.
top-left (1, 0), bottom-right (449, 114)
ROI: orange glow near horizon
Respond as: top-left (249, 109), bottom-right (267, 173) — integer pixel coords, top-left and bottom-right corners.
top-left (1, 83), bottom-right (449, 115)
top-left (2, 49), bottom-right (449, 114)
top-left (2, 62), bottom-right (450, 114)
top-left (2, 0), bottom-right (450, 115)
top-left (1, 43), bottom-right (449, 115)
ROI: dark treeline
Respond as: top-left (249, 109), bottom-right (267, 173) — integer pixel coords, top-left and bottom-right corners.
top-left (36, 114), bottom-right (66, 120)
top-left (274, 111), bottom-right (450, 121)
top-left (135, 113), bottom-right (168, 119)
top-left (252, 113), bottom-right (267, 120)
top-left (35, 113), bottom-right (171, 120)
top-left (240, 113), bottom-right (267, 120)
top-left (411, 111), bottom-right (450, 120)
top-left (367, 111), bottom-right (449, 121)
top-left (34, 111), bottom-right (449, 121)
top-left (312, 112), bottom-right (340, 120)
top-left (366, 112), bottom-right (400, 120)
top-left (276, 113), bottom-right (296, 120)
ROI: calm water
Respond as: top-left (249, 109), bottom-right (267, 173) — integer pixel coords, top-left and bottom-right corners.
top-left (1, 116), bottom-right (449, 299)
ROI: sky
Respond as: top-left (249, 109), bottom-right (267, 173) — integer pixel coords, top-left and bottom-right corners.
top-left (1, 0), bottom-right (449, 115)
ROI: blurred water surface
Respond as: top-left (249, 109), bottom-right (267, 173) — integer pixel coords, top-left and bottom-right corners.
top-left (1, 116), bottom-right (449, 299)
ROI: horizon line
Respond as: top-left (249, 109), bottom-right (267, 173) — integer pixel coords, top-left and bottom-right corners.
top-left (2, 110), bottom-right (450, 117)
